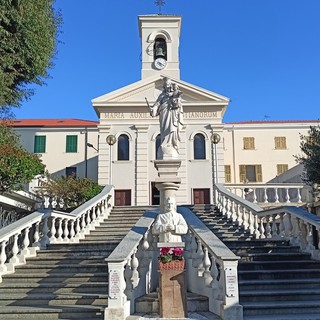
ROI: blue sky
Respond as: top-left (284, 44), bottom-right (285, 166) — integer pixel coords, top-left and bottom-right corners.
top-left (15, 0), bottom-right (320, 122)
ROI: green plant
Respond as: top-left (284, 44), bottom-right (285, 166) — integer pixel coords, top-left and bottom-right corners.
top-left (39, 176), bottom-right (103, 209)
top-left (159, 247), bottom-right (184, 263)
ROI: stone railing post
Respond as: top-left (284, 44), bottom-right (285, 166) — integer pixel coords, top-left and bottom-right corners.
top-left (105, 261), bottom-right (130, 320)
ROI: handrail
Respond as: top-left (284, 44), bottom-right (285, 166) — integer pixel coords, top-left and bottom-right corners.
top-left (215, 183), bottom-right (320, 260)
top-left (0, 185), bottom-right (114, 280)
top-left (105, 206), bottom-right (243, 320)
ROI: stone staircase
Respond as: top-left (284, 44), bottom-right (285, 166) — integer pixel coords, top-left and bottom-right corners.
top-left (0, 206), bottom-right (146, 320)
top-left (192, 204), bottom-right (320, 320)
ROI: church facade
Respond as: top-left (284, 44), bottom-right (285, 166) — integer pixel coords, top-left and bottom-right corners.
top-left (11, 15), bottom-right (320, 207)
top-left (92, 15), bottom-right (229, 206)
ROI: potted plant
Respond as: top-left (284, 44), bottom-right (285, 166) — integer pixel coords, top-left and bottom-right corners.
top-left (158, 247), bottom-right (184, 270)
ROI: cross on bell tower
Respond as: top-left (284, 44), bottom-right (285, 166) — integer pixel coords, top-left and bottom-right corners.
top-left (155, 0), bottom-right (165, 14)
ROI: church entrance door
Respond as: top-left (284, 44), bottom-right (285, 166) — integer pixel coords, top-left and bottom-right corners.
top-left (115, 190), bottom-right (131, 206)
top-left (193, 188), bottom-right (210, 204)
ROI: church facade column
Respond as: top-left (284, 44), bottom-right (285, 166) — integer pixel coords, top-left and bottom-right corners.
top-left (134, 125), bottom-right (149, 206)
top-left (97, 125), bottom-right (112, 186)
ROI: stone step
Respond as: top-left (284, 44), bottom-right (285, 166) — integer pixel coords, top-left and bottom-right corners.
top-left (240, 288), bottom-right (320, 302)
top-left (239, 258), bottom-right (318, 268)
top-left (2, 272), bottom-right (108, 283)
top-left (238, 268), bottom-right (320, 281)
top-left (0, 292), bottom-right (108, 307)
top-left (239, 278), bottom-right (320, 291)
top-left (0, 305), bottom-right (104, 319)
top-left (231, 245), bottom-right (301, 254)
top-left (13, 263), bottom-right (107, 274)
top-left (242, 300), bottom-right (320, 316)
top-left (0, 282), bottom-right (108, 294)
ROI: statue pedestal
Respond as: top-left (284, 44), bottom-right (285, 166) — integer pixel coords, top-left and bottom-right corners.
top-left (159, 267), bottom-right (187, 318)
top-left (154, 160), bottom-right (181, 211)
top-left (157, 242), bottom-right (187, 318)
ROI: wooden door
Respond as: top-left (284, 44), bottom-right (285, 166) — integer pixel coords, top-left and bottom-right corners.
top-left (115, 190), bottom-right (131, 206)
top-left (193, 188), bottom-right (210, 204)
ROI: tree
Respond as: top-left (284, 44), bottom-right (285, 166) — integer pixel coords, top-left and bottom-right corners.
top-left (0, 123), bottom-right (45, 193)
top-left (296, 125), bottom-right (320, 197)
top-left (0, 0), bottom-right (61, 108)
top-left (38, 176), bottom-right (103, 210)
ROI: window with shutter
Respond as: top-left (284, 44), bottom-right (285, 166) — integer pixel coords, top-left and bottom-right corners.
top-left (34, 136), bottom-right (46, 153)
top-left (66, 135), bottom-right (78, 153)
top-left (224, 165), bottom-right (231, 183)
top-left (243, 137), bottom-right (255, 150)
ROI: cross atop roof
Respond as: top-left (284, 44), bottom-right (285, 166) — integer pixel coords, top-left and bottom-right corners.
top-left (154, 0), bottom-right (165, 14)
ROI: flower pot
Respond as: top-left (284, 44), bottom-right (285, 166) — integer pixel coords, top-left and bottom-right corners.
top-left (159, 259), bottom-right (185, 271)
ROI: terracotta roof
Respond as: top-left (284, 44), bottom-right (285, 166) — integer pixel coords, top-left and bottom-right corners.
top-left (226, 119), bottom-right (320, 125)
top-left (10, 119), bottom-right (99, 128)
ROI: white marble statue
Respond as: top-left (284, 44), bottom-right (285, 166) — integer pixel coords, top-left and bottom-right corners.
top-left (152, 197), bottom-right (188, 243)
top-left (148, 77), bottom-right (184, 158)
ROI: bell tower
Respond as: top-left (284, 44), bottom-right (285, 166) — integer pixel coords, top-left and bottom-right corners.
top-left (138, 15), bottom-right (181, 80)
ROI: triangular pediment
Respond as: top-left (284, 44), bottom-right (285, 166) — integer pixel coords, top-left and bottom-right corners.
top-left (92, 75), bottom-right (229, 107)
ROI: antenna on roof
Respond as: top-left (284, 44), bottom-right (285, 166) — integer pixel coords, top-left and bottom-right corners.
top-left (264, 115), bottom-right (271, 120)
top-left (155, 0), bottom-right (165, 14)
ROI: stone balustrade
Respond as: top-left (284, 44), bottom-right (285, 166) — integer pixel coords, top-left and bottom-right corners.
top-left (215, 183), bottom-right (320, 260)
top-left (225, 183), bottom-right (312, 207)
top-left (0, 185), bottom-right (114, 281)
top-left (105, 206), bottom-right (243, 320)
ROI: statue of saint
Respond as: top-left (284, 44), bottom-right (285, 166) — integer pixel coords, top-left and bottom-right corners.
top-left (147, 77), bottom-right (184, 159)
top-left (152, 197), bottom-right (188, 243)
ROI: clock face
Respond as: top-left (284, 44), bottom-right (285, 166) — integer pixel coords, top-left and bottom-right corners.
top-left (154, 58), bottom-right (167, 70)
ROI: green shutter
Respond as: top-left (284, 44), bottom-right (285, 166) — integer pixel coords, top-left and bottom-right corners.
top-left (66, 135), bottom-right (78, 153)
top-left (34, 136), bottom-right (46, 153)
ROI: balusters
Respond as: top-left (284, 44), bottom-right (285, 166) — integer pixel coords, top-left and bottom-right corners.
top-left (57, 218), bottom-right (63, 241)
top-left (279, 213), bottom-right (285, 238)
top-left (203, 247), bottom-right (211, 286)
top-left (69, 220), bottom-right (75, 240)
top-left (124, 258), bottom-right (133, 299)
top-left (263, 187), bottom-right (268, 203)
top-left (63, 219), bottom-right (69, 239)
top-left (306, 223), bottom-right (315, 251)
top-left (285, 188), bottom-right (290, 203)
top-left (0, 240), bottom-right (7, 273)
top-left (271, 214), bottom-right (279, 239)
top-left (259, 217), bottom-right (266, 239)
top-left (131, 249), bottom-right (139, 288)
top-left (297, 188), bottom-right (302, 203)
top-left (253, 214), bottom-right (260, 239)
top-left (265, 216), bottom-right (272, 238)
top-left (253, 188), bottom-right (257, 203)
top-left (210, 254), bottom-right (219, 290)
top-left (274, 187), bottom-right (279, 203)
top-left (20, 227), bottom-right (30, 259)
top-left (49, 217), bottom-right (57, 242)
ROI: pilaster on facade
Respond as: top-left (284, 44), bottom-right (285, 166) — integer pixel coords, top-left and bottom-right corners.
top-left (98, 126), bottom-right (112, 186)
top-left (134, 125), bottom-right (150, 205)
top-left (176, 129), bottom-right (187, 204)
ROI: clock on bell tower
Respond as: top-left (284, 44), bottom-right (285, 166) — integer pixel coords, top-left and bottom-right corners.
top-left (138, 15), bottom-right (181, 79)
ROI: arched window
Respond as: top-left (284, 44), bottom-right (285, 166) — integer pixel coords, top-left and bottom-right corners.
top-left (154, 38), bottom-right (167, 60)
top-left (118, 134), bottom-right (129, 161)
top-left (155, 134), bottom-right (161, 160)
top-left (194, 133), bottom-right (206, 160)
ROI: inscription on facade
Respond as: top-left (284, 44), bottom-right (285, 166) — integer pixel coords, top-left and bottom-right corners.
top-left (109, 269), bottom-right (121, 299)
top-left (102, 111), bottom-right (217, 119)
top-left (184, 111), bottom-right (217, 119)
top-left (225, 267), bottom-right (237, 297)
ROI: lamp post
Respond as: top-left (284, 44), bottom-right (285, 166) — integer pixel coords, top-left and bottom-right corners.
top-left (106, 134), bottom-right (117, 185)
top-left (211, 133), bottom-right (221, 204)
